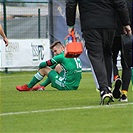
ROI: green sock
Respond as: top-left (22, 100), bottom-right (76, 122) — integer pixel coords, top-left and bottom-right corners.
top-left (40, 77), bottom-right (51, 87)
top-left (28, 72), bottom-right (44, 88)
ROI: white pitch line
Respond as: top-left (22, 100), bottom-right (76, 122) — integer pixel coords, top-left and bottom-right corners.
top-left (0, 102), bottom-right (133, 116)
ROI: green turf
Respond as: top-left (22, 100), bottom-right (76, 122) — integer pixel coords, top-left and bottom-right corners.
top-left (0, 71), bottom-right (133, 133)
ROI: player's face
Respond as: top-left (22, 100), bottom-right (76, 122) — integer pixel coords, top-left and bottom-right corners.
top-left (52, 45), bottom-right (64, 56)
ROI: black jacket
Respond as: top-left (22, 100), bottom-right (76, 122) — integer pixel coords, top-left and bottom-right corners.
top-left (65, 0), bottom-right (131, 31)
top-left (116, 0), bottom-right (132, 35)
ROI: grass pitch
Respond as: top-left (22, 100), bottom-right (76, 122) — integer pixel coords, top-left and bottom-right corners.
top-left (0, 71), bottom-right (133, 133)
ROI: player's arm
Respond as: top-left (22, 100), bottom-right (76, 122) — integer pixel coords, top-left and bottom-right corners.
top-left (39, 59), bottom-right (56, 69)
top-left (0, 24), bottom-right (8, 46)
top-left (65, 0), bottom-right (77, 34)
top-left (39, 54), bottom-right (63, 69)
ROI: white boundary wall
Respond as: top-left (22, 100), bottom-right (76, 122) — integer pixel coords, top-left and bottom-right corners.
top-left (0, 38), bottom-right (121, 71)
top-left (0, 39), bottom-right (51, 71)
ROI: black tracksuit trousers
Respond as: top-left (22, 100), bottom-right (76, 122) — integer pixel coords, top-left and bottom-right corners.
top-left (112, 36), bottom-right (131, 91)
top-left (82, 29), bottom-right (116, 89)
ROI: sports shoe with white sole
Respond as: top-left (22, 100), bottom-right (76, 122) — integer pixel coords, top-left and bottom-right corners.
top-left (100, 87), bottom-right (114, 105)
top-left (119, 94), bottom-right (128, 102)
top-left (32, 85), bottom-right (45, 91)
top-left (112, 78), bottom-right (122, 99)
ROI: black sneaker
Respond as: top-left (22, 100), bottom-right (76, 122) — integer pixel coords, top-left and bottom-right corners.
top-left (112, 78), bottom-right (122, 99)
top-left (100, 87), bottom-right (114, 105)
top-left (119, 94), bottom-right (128, 102)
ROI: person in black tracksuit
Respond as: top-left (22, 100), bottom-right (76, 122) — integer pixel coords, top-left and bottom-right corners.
top-left (112, 0), bottom-right (132, 102)
top-left (65, 0), bottom-right (132, 105)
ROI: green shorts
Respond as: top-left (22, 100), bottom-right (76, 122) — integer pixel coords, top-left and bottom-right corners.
top-left (48, 70), bottom-right (77, 90)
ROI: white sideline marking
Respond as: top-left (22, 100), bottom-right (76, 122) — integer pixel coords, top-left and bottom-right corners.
top-left (0, 102), bottom-right (133, 116)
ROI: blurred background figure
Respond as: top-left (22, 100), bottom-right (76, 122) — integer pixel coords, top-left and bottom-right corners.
top-left (112, 0), bottom-right (132, 102)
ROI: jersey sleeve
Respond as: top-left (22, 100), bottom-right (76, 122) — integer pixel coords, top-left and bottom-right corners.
top-left (51, 53), bottom-right (64, 64)
top-left (39, 53), bottom-right (64, 69)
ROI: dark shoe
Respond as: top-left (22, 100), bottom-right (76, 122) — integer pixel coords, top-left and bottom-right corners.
top-left (112, 78), bottom-right (122, 99)
top-left (119, 94), bottom-right (128, 102)
top-left (100, 87), bottom-right (114, 105)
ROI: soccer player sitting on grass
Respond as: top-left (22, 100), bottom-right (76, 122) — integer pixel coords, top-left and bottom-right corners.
top-left (16, 41), bottom-right (82, 91)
